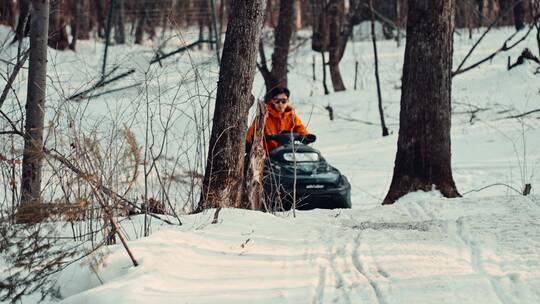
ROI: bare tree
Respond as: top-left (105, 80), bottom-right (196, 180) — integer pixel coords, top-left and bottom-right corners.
top-left (258, 0), bottom-right (296, 90)
top-left (533, 0), bottom-right (540, 58)
top-left (383, 0), bottom-right (460, 205)
top-left (19, 0), bottom-right (49, 211)
top-left (0, 0), bottom-right (16, 27)
top-left (94, 0), bottom-right (105, 38)
top-left (134, 0), bottom-right (147, 44)
top-left (197, 0), bottom-right (267, 211)
top-left (327, 0), bottom-right (347, 91)
top-left (11, 0), bottom-right (31, 44)
top-left (48, 0), bottom-right (69, 50)
top-left (513, 0), bottom-right (526, 30)
top-left (311, 0), bottom-right (349, 92)
top-left (369, 0), bottom-right (389, 137)
top-left (114, 0), bottom-right (125, 44)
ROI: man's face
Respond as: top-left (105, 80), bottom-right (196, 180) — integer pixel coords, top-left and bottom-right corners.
top-left (271, 93), bottom-right (289, 113)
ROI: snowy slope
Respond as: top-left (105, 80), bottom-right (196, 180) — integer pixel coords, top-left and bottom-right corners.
top-left (56, 196), bottom-right (540, 304)
top-left (1, 25), bottom-right (540, 303)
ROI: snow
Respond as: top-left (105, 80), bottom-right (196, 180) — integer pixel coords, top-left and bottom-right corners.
top-left (1, 25), bottom-right (540, 303)
top-left (54, 199), bottom-right (540, 304)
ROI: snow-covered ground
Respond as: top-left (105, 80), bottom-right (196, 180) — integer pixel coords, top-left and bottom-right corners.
top-left (1, 25), bottom-right (540, 303)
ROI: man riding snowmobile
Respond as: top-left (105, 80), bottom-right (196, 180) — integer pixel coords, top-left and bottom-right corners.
top-left (245, 87), bottom-right (351, 211)
top-left (246, 87), bottom-right (310, 151)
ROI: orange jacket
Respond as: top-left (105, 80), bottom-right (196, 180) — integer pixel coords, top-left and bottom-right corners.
top-left (246, 103), bottom-right (309, 152)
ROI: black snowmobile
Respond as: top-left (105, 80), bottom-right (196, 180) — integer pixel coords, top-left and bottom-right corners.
top-left (262, 132), bottom-right (351, 210)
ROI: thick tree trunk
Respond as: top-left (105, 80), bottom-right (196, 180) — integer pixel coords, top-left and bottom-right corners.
top-left (20, 0), bottom-right (49, 208)
top-left (268, 0), bottom-right (295, 89)
top-left (383, 0), bottom-right (460, 205)
top-left (198, 0), bottom-right (267, 211)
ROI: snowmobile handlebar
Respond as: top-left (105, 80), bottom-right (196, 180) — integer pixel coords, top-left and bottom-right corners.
top-left (264, 132), bottom-right (317, 145)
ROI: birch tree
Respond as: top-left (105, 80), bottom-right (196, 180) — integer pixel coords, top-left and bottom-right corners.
top-left (20, 0), bottom-right (50, 212)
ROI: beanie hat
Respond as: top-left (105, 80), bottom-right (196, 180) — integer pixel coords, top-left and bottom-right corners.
top-left (264, 87), bottom-right (290, 102)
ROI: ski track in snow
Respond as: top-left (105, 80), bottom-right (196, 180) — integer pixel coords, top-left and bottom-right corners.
top-left (1, 25), bottom-right (540, 303)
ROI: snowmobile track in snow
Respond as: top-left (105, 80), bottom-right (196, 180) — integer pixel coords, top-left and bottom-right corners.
top-left (456, 216), bottom-right (512, 304)
top-left (312, 265), bottom-right (327, 304)
top-left (351, 232), bottom-right (387, 304)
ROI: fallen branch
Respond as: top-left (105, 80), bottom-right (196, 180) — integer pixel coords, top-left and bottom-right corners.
top-left (462, 183), bottom-right (523, 196)
top-left (325, 104), bottom-right (334, 121)
top-left (87, 82), bottom-right (142, 100)
top-left (89, 184), bottom-right (139, 267)
top-left (150, 39), bottom-right (215, 64)
top-left (334, 112), bottom-right (378, 126)
top-left (507, 48), bottom-right (540, 70)
top-left (68, 68), bottom-right (136, 101)
top-left (453, 23), bottom-right (535, 77)
top-left (452, 106), bottom-right (490, 124)
top-left (504, 108), bottom-right (540, 119)
top-left (454, 0), bottom-right (526, 73)
top-left (45, 148), bottom-right (174, 225)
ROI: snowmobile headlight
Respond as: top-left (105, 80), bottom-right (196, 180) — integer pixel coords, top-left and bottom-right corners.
top-left (283, 152), bottom-right (319, 162)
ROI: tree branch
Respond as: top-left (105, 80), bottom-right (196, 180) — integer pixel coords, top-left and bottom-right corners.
top-left (45, 148), bottom-right (174, 225)
top-left (0, 49), bottom-right (29, 110)
top-left (454, 0), bottom-right (527, 73)
top-left (504, 108), bottom-right (540, 119)
top-left (453, 22), bottom-right (535, 77)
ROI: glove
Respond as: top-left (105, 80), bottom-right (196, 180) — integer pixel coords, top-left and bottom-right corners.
top-left (300, 134), bottom-right (317, 144)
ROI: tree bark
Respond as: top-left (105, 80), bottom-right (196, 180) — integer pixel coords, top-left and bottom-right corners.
top-left (0, 0), bottom-right (16, 27)
top-left (268, 0), bottom-right (295, 89)
top-left (328, 0), bottom-right (347, 91)
top-left (134, 1), bottom-right (147, 44)
top-left (383, 0), bottom-right (460, 205)
top-left (69, 0), bottom-right (78, 49)
top-left (20, 0), bottom-right (49, 208)
top-left (245, 100), bottom-right (268, 211)
top-left (198, 0), bottom-right (267, 211)
top-left (12, 0), bottom-right (31, 44)
top-left (114, 0), bottom-right (125, 44)
top-left (513, 0), bottom-right (525, 30)
top-left (48, 0), bottom-right (69, 50)
top-left (311, 0), bottom-right (329, 52)
top-left (94, 0), bottom-right (105, 38)
top-left (76, 0), bottom-right (90, 39)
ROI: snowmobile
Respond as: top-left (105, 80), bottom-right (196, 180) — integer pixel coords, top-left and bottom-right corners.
top-left (262, 132), bottom-right (351, 210)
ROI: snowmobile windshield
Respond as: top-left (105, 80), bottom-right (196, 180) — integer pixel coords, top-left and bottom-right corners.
top-left (283, 152), bottom-right (319, 162)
